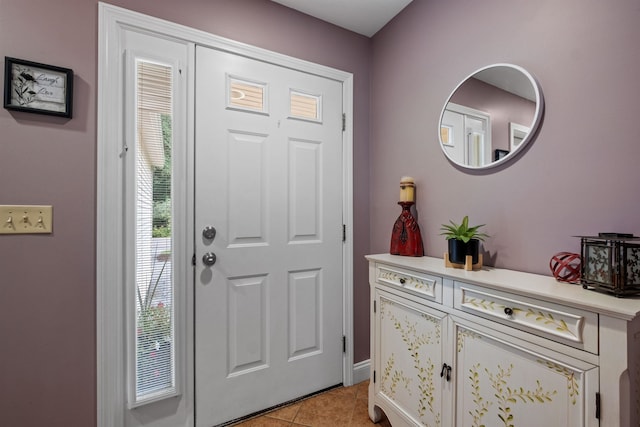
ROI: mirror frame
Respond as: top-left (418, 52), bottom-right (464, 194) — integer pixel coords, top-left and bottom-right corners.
top-left (438, 63), bottom-right (544, 170)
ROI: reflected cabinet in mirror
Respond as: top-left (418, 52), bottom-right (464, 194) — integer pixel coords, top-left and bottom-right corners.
top-left (439, 63), bottom-right (544, 169)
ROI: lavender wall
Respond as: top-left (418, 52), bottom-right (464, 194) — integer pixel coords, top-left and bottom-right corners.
top-left (5, 0), bottom-right (639, 424)
top-left (0, 1), bottom-right (370, 426)
top-left (370, 0), bottom-right (640, 275)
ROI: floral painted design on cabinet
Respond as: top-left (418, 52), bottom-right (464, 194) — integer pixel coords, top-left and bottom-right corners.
top-left (378, 268), bottom-right (436, 297)
top-left (537, 360), bottom-right (580, 405)
top-left (459, 290), bottom-right (587, 345)
top-left (455, 325), bottom-right (591, 427)
top-left (378, 296), bottom-right (444, 427)
top-left (464, 297), bottom-right (572, 334)
top-left (468, 363), bottom-right (557, 427)
top-left (378, 269), bottom-right (431, 291)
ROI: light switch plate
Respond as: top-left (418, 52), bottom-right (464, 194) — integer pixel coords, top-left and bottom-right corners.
top-left (0, 205), bottom-right (53, 234)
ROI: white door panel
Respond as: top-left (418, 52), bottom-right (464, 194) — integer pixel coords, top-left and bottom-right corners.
top-left (441, 103), bottom-right (491, 167)
top-left (195, 46), bottom-right (343, 426)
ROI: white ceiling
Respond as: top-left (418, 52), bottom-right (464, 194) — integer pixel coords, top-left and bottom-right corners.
top-left (270, 0), bottom-right (413, 37)
top-left (474, 67), bottom-right (537, 102)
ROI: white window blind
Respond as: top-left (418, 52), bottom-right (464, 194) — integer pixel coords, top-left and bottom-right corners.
top-left (290, 90), bottom-right (320, 121)
top-left (228, 77), bottom-right (266, 112)
top-left (134, 59), bottom-right (175, 402)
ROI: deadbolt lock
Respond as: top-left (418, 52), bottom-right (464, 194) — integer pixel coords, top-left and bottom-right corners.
top-left (203, 226), bottom-right (217, 240)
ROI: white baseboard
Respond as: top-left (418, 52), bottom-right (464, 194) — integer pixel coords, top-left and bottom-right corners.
top-left (352, 359), bottom-right (371, 384)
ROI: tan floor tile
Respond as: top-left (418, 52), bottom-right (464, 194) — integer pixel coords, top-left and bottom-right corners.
top-left (325, 384), bottom-right (358, 400)
top-left (266, 402), bottom-right (302, 422)
top-left (231, 383), bottom-right (383, 427)
top-left (233, 416), bottom-right (292, 426)
top-left (293, 410), bottom-right (353, 427)
top-left (298, 392), bottom-right (356, 416)
top-left (354, 380), bottom-right (370, 401)
top-left (348, 398), bottom-right (374, 426)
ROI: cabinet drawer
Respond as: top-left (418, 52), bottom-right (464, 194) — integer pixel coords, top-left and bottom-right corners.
top-left (376, 263), bottom-right (442, 303)
top-left (454, 282), bottom-right (598, 353)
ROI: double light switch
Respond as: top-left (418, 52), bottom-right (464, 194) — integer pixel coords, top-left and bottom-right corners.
top-left (0, 205), bottom-right (53, 234)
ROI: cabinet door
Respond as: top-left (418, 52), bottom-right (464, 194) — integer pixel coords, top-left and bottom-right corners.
top-left (451, 316), bottom-right (599, 427)
top-left (374, 288), bottom-right (448, 426)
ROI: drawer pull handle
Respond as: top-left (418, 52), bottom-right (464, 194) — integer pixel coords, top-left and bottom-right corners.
top-left (504, 307), bottom-right (514, 316)
top-left (440, 363), bottom-right (452, 382)
top-left (399, 278), bottom-right (406, 284)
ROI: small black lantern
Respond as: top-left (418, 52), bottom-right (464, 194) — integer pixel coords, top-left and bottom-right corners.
top-left (580, 234), bottom-right (640, 297)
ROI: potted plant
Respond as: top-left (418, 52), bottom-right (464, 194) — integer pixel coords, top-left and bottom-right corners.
top-left (136, 256), bottom-right (172, 392)
top-left (137, 300), bottom-right (172, 393)
top-left (440, 215), bottom-right (489, 265)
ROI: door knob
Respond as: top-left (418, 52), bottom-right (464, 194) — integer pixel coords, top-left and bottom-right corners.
top-left (202, 226), bottom-right (217, 240)
top-left (202, 252), bottom-right (217, 266)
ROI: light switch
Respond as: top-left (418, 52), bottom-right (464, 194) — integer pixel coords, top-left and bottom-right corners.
top-left (0, 205), bottom-right (53, 234)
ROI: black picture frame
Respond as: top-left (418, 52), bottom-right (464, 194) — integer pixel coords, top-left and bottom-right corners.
top-left (3, 57), bottom-right (73, 118)
top-left (494, 149), bottom-right (509, 161)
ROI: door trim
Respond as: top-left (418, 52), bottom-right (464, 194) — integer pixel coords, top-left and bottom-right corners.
top-left (97, 3), bottom-right (354, 427)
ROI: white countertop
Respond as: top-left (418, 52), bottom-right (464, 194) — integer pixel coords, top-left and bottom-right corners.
top-left (366, 254), bottom-right (640, 320)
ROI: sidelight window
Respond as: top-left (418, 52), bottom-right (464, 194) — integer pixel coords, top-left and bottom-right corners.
top-left (132, 59), bottom-right (176, 404)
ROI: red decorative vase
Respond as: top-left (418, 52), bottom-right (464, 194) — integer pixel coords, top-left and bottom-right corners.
top-left (390, 202), bottom-right (424, 257)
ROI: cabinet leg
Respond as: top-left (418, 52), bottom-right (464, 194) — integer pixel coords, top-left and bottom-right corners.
top-left (368, 403), bottom-right (383, 423)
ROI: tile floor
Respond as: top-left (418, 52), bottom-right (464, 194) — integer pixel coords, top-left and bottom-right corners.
top-left (232, 380), bottom-right (391, 427)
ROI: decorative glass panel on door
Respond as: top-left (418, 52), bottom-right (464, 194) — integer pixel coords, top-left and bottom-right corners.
top-left (290, 90), bottom-right (321, 121)
top-left (228, 76), bottom-right (267, 113)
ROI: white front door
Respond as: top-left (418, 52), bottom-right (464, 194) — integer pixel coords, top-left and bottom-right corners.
top-left (194, 46), bottom-right (344, 426)
top-left (441, 103), bottom-right (491, 167)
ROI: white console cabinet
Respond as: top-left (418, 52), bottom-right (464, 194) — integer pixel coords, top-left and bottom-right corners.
top-left (367, 254), bottom-right (640, 427)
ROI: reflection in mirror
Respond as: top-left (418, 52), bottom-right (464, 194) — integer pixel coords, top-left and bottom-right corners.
top-left (439, 64), bottom-right (543, 169)
top-left (510, 122), bottom-right (530, 150)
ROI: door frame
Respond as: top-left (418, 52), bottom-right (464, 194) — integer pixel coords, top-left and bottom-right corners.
top-left (97, 3), bottom-right (354, 427)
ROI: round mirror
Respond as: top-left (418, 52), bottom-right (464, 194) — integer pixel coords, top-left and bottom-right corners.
top-left (438, 63), bottom-right (544, 169)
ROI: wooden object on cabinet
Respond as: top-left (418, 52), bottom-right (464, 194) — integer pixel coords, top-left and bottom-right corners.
top-left (367, 254), bottom-right (640, 427)
top-left (443, 251), bottom-right (483, 270)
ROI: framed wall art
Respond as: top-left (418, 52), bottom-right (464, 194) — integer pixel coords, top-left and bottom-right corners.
top-left (4, 57), bottom-right (73, 118)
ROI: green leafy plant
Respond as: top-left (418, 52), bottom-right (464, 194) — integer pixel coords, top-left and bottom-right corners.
top-left (137, 254), bottom-right (171, 353)
top-left (152, 225), bottom-right (171, 238)
top-left (137, 302), bottom-right (170, 350)
top-left (440, 215), bottom-right (489, 243)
